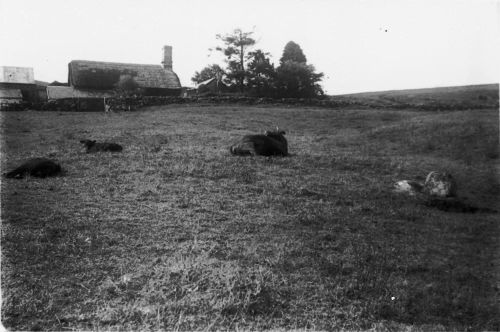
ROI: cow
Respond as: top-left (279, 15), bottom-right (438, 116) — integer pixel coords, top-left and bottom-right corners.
top-left (230, 128), bottom-right (288, 156)
top-left (3, 158), bottom-right (62, 179)
top-left (80, 139), bottom-right (123, 153)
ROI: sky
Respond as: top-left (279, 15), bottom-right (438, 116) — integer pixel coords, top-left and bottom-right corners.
top-left (0, 0), bottom-right (498, 95)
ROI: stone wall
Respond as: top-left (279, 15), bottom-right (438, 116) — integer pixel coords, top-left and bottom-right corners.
top-left (103, 95), bottom-right (497, 112)
top-left (104, 95), bottom-right (355, 112)
top-left (1, 95), bottom-right (497, 112)
top-left (0, 98), bottom-right (102, 112)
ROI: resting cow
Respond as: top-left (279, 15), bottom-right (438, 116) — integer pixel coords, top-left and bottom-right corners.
top-left (3, 158), bottom-right (62, 179)
top-left (230, 128), bottom-right (288, 156)
top-left (80, 139), bottom-right (123, 153)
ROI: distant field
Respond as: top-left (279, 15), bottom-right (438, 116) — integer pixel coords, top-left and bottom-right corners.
top-left (333, 83), bottom-right (499, 109)
top-left (1, 102), bottom-right (499, 330)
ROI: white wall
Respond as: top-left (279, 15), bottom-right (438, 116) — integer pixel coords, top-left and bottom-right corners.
top-left (0, 66), bottom-right (35, 84)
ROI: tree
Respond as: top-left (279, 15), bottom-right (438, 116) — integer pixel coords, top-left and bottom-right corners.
top-left (276, 61), bottom-right (323, 98)
top-left (191, 64), bottom-right (226, 85)
top-left (280, 41), bottom-right (307, 64)
top-left (213, 28), bottom-right (256, 92)
top-left (276, 41), bottom-right (323, 98)
top-left (246, 49), bottom-right (276, 96)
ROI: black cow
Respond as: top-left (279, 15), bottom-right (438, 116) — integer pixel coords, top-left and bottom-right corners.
top-left (3, 158), bottom-right (62, 179)
top-left (230, 128), bottom-right (288, 156)
top-left (80, 139), bottom-right (123, 153)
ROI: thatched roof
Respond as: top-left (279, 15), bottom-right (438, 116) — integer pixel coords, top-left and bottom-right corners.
top-left (68, 60), bottom-right (181, 90)
top-left (47, 86), bottom-right (115, 99)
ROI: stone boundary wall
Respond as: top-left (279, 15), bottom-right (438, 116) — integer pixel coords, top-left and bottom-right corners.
top-left (104, 96), bottom-right (356, 111)
top-left (0, 98), bottom-right (100, 112)
top-left (1, 95), bottom-right (497, 112)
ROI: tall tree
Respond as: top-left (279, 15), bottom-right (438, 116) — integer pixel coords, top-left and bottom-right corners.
top-left (246, 49), bottom-right (276, 96)
top-left (191, 64), bottom-right (226, 84)
top-left (276, 61), bottom-right (323, 98)
top-left (280, 41), bottom-right (307, 64)
top-left (214, 28), bottom-right (256, 92)
top-left (276, 41), bottom-right (323, 98)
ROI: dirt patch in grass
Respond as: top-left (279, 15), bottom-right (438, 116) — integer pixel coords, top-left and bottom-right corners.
top-left (1, 105), bottom-right (499, 330)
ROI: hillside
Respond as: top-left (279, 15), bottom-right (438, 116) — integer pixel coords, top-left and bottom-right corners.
top-left (332, 84), bottom-right (499, 110)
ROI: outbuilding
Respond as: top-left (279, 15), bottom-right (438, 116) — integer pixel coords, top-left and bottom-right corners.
top-left (0, 88), bottom-right (23, 107)
top-left (196, 77), bottom-right (228, 95)
top-left (0, 66), bottom-right (39, 102)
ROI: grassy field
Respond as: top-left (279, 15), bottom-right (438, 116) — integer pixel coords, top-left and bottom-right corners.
top-left (334, 84), bottom-right (499, 109)
top-left (1, 102), bottom-right (499, 330)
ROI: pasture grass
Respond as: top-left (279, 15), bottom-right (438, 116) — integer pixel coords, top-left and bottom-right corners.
top-left (335, 83), bottom-right (499, 110)
top-left (1, 105), bottom-right (499, 330)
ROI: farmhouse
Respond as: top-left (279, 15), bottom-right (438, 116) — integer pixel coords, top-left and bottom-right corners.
top-left (47, 45), bottom-right (181, 102)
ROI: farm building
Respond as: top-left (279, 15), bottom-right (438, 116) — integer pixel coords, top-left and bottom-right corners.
top-left (47, 86), bottom-right (114, 99)
top-left (196, 77), bottom-right (228, 94)
top-left (0, 88), bottom-right (23, 106)
top-left (35, 80), bottom-right (49, 101)
top-left (63, 45), bottom-right (181, 98)
top-left (45, 86), bottom-right (118, 112)
top-left (180, 86), bottom-right (197, 97)
top-left (0, 66), bottom-right (40, 102)
top-left (44, 46), bottom-right (181, 111)
top-left (0, 66), bottom-right (34, 83)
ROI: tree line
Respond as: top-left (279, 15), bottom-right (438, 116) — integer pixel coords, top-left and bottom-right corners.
top-left (191, 28), bottom-right (324, 98)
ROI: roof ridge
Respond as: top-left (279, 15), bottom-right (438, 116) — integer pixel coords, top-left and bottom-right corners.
top-left (70, 60), bottom-right (165, 68)
top-left (197, 77), bottom-right (217, 86)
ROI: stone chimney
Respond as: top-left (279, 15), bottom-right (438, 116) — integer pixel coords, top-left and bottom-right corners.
top-left (162, 45), bottom-right (173, 70)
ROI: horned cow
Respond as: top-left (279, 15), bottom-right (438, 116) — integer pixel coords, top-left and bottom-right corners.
top-left (230, 128), bottom-right (288, 156)
top-left (3, 158), bottom-right (62, 179)
top-left (80, 139), bottom-right (123, 153)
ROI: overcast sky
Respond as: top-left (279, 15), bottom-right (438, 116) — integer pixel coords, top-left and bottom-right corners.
top-left (0, 0), bottom-right (498, 94)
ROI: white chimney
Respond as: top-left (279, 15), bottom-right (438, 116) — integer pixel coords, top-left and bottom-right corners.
top-left (162, 45), bottom-right (173, 70)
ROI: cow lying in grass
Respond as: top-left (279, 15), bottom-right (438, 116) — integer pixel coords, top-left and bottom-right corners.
top-left (3, 158), bottom-right (62, 179)
top-left (80, 139), bottom-right (123, 153)
top-left (393, 172), bottom-right (497, 213)
top-left (230, 128), bottom-right (288, 156)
